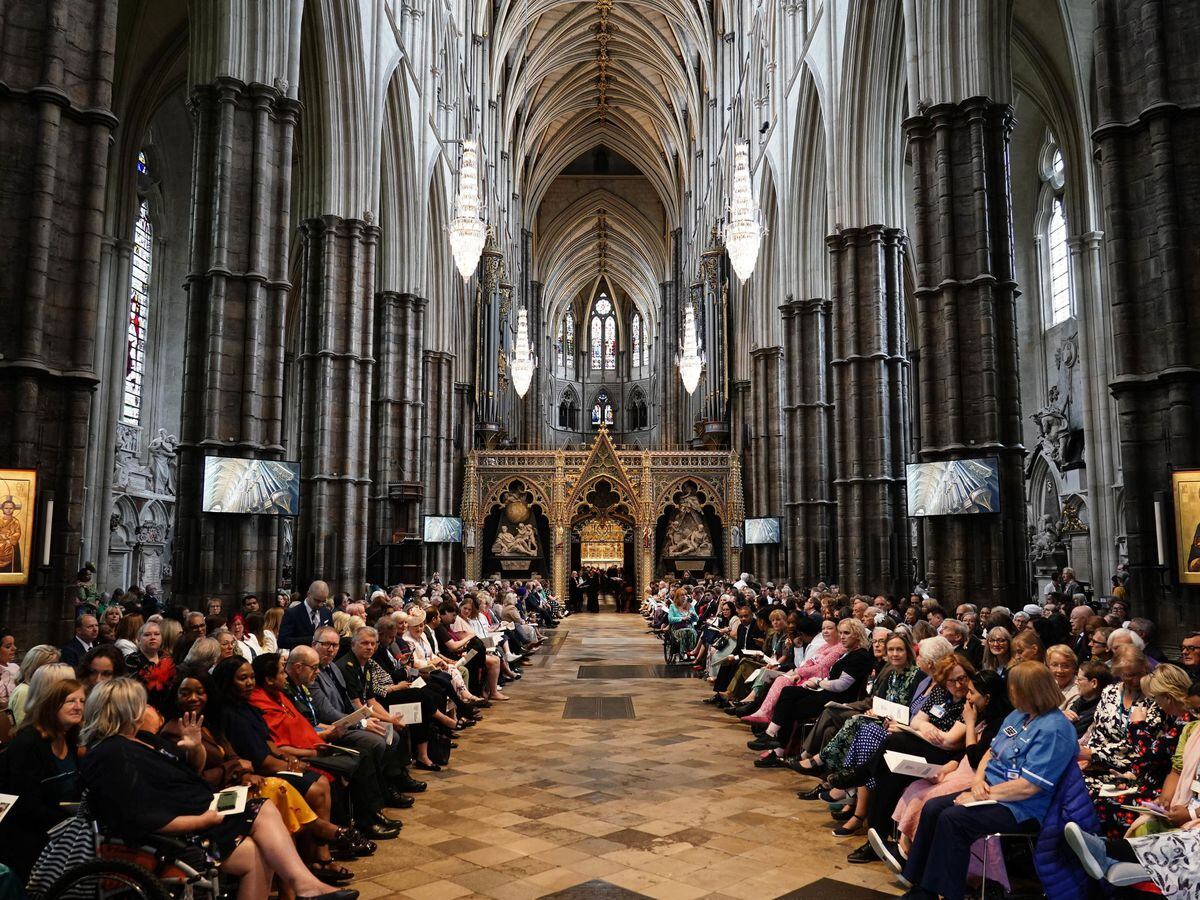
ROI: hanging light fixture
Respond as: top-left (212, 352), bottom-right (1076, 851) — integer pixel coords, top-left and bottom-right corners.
top-left (510, 307), bottom-right (537, 397)
top-left (725, 141), bottom-right (763, 281)
top-left (449, 139), bottom-right (487, 279)
top-left (677, 301), bottom-right (703, 395)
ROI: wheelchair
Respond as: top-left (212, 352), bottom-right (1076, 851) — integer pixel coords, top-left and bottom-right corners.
top-left (659, 626), bottom-right (686, 665)
top-left (45, 816), bottom-right (227, 900)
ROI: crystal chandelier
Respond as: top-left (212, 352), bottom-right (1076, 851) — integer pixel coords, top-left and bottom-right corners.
top-left (725, 141), bottom-right (763, 281)
top-left (510, 307), bottom-right (537, 397)
top-left (677, 302), bottom-right (703, 395)
top-left (449, 139), bottom-right (487, 279)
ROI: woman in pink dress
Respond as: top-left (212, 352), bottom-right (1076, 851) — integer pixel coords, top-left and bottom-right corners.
top-left (742, 620), bottom-right (842, 725)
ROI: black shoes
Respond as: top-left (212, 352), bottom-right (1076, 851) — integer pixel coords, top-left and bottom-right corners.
top-left (299, 891), bottom-right (359, 900)
top-left (362, 817), bottom-right (401, 839)
top-left (846, 841), bottom-right (878, 864)
top-left (747, 735), bottom-right (780, 751)
top-left (396, 775), bottom-right (427, 792)
top-left (384, 792), bottom-right (415, 809)
top-left (754, 752), bottom-right (786, 769)
top-left (413, 760), bottom-right (442, 771)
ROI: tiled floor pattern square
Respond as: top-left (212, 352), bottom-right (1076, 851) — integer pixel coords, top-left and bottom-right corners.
top-left (350, 614), bottom-right (904, 899)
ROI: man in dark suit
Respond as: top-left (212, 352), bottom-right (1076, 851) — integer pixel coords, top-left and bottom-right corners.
top-left (585, 567), bottom-right (600, 613)
top-left (941, 619), bottom-right (983, 668)
top-left (277, 580), bottom-right (333, 650)
top-left (568, 571), bottom-right (584, 613)
top-left (59, 614), bottom-right (99, 668)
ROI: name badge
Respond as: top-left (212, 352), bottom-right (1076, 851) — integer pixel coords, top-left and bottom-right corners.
top-left (1003, 725), bottom-right (1019, 738)
top-left (1007, 770), bottom-right (1020, 781)
top-left (930, 704), bottom-right (946, 719)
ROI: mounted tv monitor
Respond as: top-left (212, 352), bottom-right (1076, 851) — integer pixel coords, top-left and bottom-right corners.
top-left (907, 458), bottom-right (1001, 517)
top-left (202, 457), bottom-right (300, 516)
top-left (423, 515), bottom-right (463, 543)
top-left (744, 517), bottom-right (782, 545)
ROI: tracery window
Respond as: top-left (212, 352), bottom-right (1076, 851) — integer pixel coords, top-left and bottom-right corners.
top-left (1039, 138), bottom-right (1073, 327)
top-left (558, 389), bottom-right (579, 429)
top-left (556, 309), bottom-right (575, 376)
top-left (631, 312), bottom-right (644, 370)
top-left (628, 389), bottom-right (648, 430)
top-left (121, 151), bottom-right (153, 426)
top-left (590, 294), bottom-right (616, 370)
top-left (591, 390), bottom-right (613, 427)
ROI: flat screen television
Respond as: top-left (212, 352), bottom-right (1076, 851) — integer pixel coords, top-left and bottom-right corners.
top-left (423, 515), bottom-right (463, 543)
top-left (202, 457), bottom-right (300, 516)
top-left (743, 517), bottom-right (782, 545)
top-left (906, 458), bottom-right (1000, 517)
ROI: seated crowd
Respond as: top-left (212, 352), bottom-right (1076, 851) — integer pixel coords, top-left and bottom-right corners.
top-left (645, 569), bottom-right (1200, 900)
top-left (0, 574), bottom-right (567, 899)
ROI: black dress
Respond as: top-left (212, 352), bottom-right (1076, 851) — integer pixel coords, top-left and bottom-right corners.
top-left (771, 647), bottom-right (874, 732)
top-left (0, 728), bottom-right (82, 877)
top-left (220, 703), bottom-right (319, 795)
top-left (79, 734), bottom-right (255, 860)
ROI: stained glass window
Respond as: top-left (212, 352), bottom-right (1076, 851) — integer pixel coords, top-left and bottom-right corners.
top-left (591, 391), bottom-right (613, 427)
top-left (631, 314), bottom-right (642, 369)
top-left (121, 156), bottom-right (153, 426)
top-left (1047, 199), bottom-right (1071, 325)
top-left (590, 293), bottom-right (616, 370)
top-left (590, 315), bottom-right (603, 370)
top-left (564, 309), bottom-right (575, 358)
top-left (1040, 135), bottom-right (1073, 327)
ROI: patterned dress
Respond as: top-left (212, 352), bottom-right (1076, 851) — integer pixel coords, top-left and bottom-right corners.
top-left (837, 683), bottom-right (964, 789)
top-left (1091, 704), bottom-right (1186, 839)
top-left (1082, 683), bottom-right (1165, 836)
top-left (821, 665), bottom-right (921, 769)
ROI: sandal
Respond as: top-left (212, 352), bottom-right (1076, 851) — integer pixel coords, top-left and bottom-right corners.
top-left (310, 861), bottom-right (355, 885)
top-left (832, 814), bottom-right (865, 837)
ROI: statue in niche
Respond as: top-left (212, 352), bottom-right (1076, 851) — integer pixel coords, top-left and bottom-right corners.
top-left (664, 487), bottom-right (714, 557)
top-left (1031, 403), bottom-right (1070, 464)
top-left (1028, 513), bottom-right (1065, 563)
top-left (147, 429), bottom-right (179, 495)
top-left (492, 521), bottom-right (538, 557)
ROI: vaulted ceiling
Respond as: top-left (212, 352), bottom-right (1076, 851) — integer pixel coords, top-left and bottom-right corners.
top-left (490, 0), bottom-right (713, 330)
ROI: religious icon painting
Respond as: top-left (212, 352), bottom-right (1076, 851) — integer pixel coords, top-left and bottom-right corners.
top-left (1172, 470), bottom-right (1200, 585)
top-left (0, 469), bottom-right (37, 586)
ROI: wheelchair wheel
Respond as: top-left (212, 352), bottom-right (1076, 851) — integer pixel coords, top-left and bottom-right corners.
top-left (46, 858), bottom-right (173, 900)
top-left (663, 634), bottom-right (681, 665)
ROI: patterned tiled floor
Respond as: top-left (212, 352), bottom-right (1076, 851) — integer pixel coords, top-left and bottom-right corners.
top-left (348, 614), bottom-right (904, 899)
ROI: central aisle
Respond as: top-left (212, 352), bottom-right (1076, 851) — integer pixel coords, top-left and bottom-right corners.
top-left (348, 614), bottom-right (902, 899)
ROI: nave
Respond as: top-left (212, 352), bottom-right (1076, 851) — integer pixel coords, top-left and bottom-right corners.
top-left (347, 614), bottom-right (898, 900)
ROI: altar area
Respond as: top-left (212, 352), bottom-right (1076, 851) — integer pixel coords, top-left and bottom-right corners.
top-left (461, 427), bottom-right (743, 600)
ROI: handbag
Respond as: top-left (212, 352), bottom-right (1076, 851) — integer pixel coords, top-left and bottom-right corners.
top-left (427, 729), bottom-right (452, 767)
top-left (311, 744), bottom-right (361, 779)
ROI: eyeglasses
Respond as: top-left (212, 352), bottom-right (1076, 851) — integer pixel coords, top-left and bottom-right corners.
top-left (315, 641), bottom-right (339, 649)
top-left (946, 675), bottom-right (970, 685)
top-left (988, 638), bottom-right (1009, 645)
top-left (1180, 644), bottom-right (1200, 653)
top-left (1090, 638), bottom-right (1107, 647)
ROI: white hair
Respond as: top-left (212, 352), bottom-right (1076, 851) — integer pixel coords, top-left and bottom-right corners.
top-left (1107, 628), bottom-right (1145, 651)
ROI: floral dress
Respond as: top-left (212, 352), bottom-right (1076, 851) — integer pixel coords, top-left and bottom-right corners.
top-left (1091, 703), bottom-right (1185, 839)
top-left (1082, 684), bottom-right (1165, 829)
top-left (821, 664), bottom-right (921, 769)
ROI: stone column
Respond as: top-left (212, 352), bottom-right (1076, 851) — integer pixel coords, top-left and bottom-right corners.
top-left (750, 347), bottom-right (785, 578)
top-left (906, 98), bottom-right (1026, 603)
top-left (371, 291), bottom-right (425, 545)
top-left (828, 227), bottom-right (911, 596)
top-left (782, 297), bottom-right (836, 587)
top-left (475, 234), bottom-right (504, 445)
top-left (0, 0), bottom-right (118, 642)
top-left (422, 350), bottom-right (456, 576)
top-left (1094, 0), bottom-right (1200, 615)
top-left (659, 228), bottom-right (684, 447)
top-left (294, 216), bottom-right (377, 596)
top-left (174, 78), bottom-right (299, 608)
top-left (527, 278), bottom-right (544, 446)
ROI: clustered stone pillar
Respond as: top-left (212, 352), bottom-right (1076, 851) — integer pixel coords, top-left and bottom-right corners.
top-left (295, 216), bottom-right (378, 596)
top-left (175, 78), bottom-right (299, 607)
top-left (828, 226), bottom-right (911, 596)
top-left (659, 228), bottom-right (684, 447)
top-left (422, 351), bottom-right (457, 575)
top-left (782, 297), bottom-right (836, 588)
top-left (475, 235), bottom-right (503, 444)
top-left (371, 291), bottom-right (426, 544)
top-left (1093, 0), bottom-right (1200, 615)
top-left (0, 0), bottom-right (118, 641)
top-left (906, 98), bottom-right (1026, 603)
top-left (749, 347), bottom-right (785, 574)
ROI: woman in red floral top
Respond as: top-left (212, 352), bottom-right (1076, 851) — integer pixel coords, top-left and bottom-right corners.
top-left (124, 619), bottom-right (177, 711)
